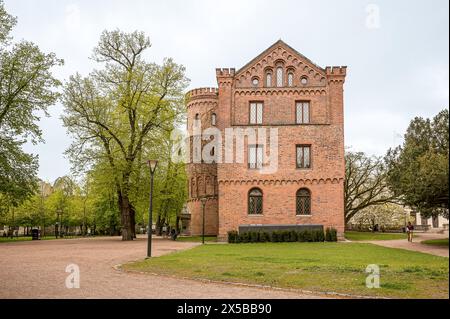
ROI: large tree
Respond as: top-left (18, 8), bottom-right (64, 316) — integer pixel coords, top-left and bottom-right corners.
top-left (0, 1), bottom-right (63, 205)
top-left (385, 109), bottom-right (449, 218)
top-left (345, 152), bottom-right (397, 224)
top-left (62, 30), bottom-right (189, 240)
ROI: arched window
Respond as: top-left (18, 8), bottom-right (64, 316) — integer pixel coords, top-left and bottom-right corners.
top-left (248, 188), bottom-right (263, 215)
top-left (265, 72), bottom-right (272, 87)
top-left (211, 113), bottom-right (217, 126)
top-left (288, 72), bottom-right (294, 87)
top-left (195, 113), bottom-right (200, 120)
top-left (296, 188), bottom-right (311, 215)
top-left (276, 67), bottom-right (283, 87)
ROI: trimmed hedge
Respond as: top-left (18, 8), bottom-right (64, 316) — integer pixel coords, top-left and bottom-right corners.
top-left (228, 228), bottom-right (338, 243)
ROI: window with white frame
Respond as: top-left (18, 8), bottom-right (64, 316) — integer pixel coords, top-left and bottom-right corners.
top-left (265, 73), bottom-right (272, 87)
top-left (296, 101), bottom-right (310, 124)
top-left (276, 67), bottom-right (283, 87)
top-left (248, 145), bottom-right (263, 169)
top-left (288, 72), bottom-right (294, 87)
top-left (249, 102), bottom-right (263, 124)
top-left (296, 145), bottom-right (311, 169)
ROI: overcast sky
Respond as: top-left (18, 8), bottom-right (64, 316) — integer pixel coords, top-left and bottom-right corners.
top-left (4, 0), bottom-right (449, 183)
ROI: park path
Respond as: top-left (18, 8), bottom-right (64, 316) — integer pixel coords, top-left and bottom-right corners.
top-left (0, 236), bottom-right (326, 299)
top-left (363, 232), bottom-right (449, 258)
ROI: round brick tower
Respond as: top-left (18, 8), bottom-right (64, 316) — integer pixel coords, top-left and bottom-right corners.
top-left (186, 87), bottom-right (219, 236)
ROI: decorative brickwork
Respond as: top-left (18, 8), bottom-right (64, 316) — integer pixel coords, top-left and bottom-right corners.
top-left (186, 40), bottom-right (346, 240)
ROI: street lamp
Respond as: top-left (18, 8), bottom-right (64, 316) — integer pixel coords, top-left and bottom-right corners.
top-left (146, 159), bottom-right (158, 258)
top-left (56, 209), bottom-right (62, 238)
top-left (200, 197), bottom-right (207, 244)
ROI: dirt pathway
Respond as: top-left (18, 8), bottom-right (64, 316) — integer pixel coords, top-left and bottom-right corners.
top-left (0, 236), bottom-right (326, 299)
top-left (363, 233), bottom-right (448, 257)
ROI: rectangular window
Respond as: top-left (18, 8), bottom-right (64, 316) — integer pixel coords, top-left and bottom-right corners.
top-left (248, 145), bottom-right (263, 169)
top-left (296, 101), bottom-right (310, 124)
top-left (250, 102), bottom-right (263, 124)
top-left (296, 145), bottom-right (311, 169)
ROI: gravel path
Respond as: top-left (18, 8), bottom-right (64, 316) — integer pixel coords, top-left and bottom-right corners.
top-left (363, 233), bottom-right (449, 257)
top-left (0, 236), bottom-right (326, 299)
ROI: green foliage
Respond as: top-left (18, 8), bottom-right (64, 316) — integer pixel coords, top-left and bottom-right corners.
top-left (345, 152), bottom-right (397, 224)
top-left (227, 231), bottom-right (238, 243)
top-left (228, 229), bottom-right (333, 243)
top-left (385, 109), bottom-right (449, 219)
top-left (0, 1), bottom-right (63, 205)
top-left (0, 0), bottom-right (16, 43)
top-left (323, 228), bottom-right (337, 242)
top-left (61, 29), bottom-right (189, 240)
top-left (325, 228), bottom-right (331, 242)
top-left (0, 139), bottom-right (39, 206)
top-left (327, 228), bottom-right (338, 242)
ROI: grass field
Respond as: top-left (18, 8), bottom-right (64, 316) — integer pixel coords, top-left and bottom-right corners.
top-left (176, 236), bottom-right (217, 242)
top-left (421, 238), bottom-right (449, 247)
top-left (0, 235), bottom-right (85, 243)
top-left (124, 242), bottom-right (448, 299)
top-left (345, 231), bottom-right (407, 241)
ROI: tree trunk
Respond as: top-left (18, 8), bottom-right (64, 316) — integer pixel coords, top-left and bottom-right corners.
top-left (118, 191), bottom-right (134, 241)
top-left (156, 215), bottom-right (165, 236)
top-left (130, 204), bottom-right (136, 239)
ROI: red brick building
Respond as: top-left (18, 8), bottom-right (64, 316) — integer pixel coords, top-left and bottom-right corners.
top-left (186, 40), bottom-right (346, 240)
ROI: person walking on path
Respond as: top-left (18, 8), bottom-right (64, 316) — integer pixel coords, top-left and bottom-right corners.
top-left (406, 222), bottom-right (415, 242)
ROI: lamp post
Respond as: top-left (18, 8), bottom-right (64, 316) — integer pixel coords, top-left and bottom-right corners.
top-left (200, 197), bottom-right (207, 244)
top-left (146, 160), bottom-right (158, 258)
top-left (56, 209), bottom-right (62, 238)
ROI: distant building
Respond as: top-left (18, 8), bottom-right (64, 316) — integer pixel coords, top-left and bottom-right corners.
top-left (406, 208), bottom-right (449, 231)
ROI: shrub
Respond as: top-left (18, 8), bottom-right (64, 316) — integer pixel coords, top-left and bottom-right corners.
top-left (289, 230), bottom-right (298, 242)
top-left (271, 231), bottom-right (280, 242)
top-left (303, 230), bottom-right (313, 242)
top-left (297, 230), bottom-right (305, 242)
top-left (230, 228), bottom-right (330, 244)
top-left (240, 232), bottom-right (250, 243)
top-left (250, 231), bottom-right (259, 243)
top-left (329, 228), bottom-right (338, 242)
top-left (325, 228), bottom-right (332, 242)
top-left (317, 230), bottom-right (325, 242)
top-left (312, 230), bottom-right (325, 242)
top-left (259, 232), bottom-right (267, 242)
top-left (228, 231), bottom-right (238, 243)
top-left (325, 228), bottom-right (338, 242)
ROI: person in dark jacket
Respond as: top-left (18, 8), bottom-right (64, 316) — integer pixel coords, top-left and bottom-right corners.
top-left (406, 222), bottom-right (414, 242)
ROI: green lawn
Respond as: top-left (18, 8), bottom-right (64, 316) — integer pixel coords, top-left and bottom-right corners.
top-left (176, 236), bottom-right (217, 242)
top-left (345, 231), bottom-right (407, 241)
top-left (124, 242), bottom-right (448, 299)
top-left (0, 235), bottom-right (84, 243)
top-left (421, 238), bottom-right (449, 247)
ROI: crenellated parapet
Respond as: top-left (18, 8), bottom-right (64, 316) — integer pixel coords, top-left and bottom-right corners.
top-left (186, 87), bottom-right (219, 103)
top-left (216, 68), bottom-right (235, 87)
top-left (325, 66), bottom-right (347, 84)
top-left (216, 68), bottom-right (236, 77)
